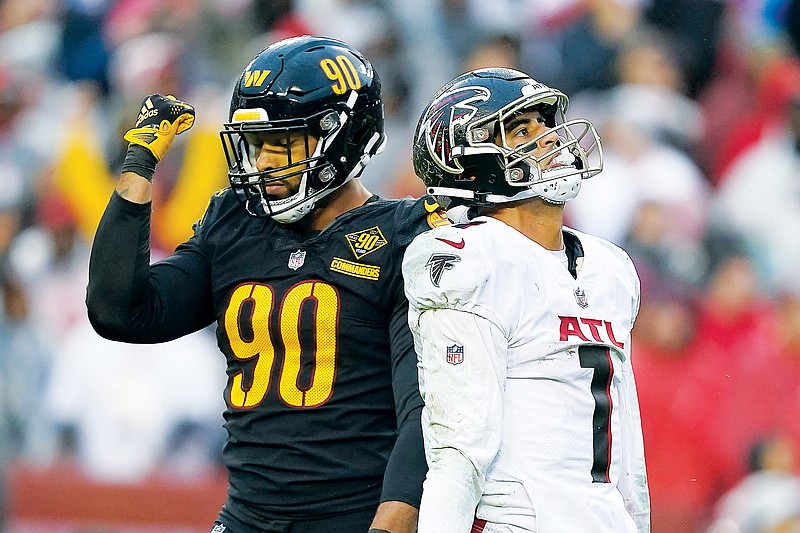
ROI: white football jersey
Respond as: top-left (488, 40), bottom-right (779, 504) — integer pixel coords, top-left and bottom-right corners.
top-left (403, 216), bottom-right (650, 533)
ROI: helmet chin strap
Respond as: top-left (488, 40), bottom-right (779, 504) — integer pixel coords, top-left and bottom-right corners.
top-left (267, 196), bottom-right (316, 223)
top-left (264, 170), bottom-right (317, 224)
top-left (519, 152), bottom-right (583, 203)
top-left (528, 172), bottom-right (583, 204)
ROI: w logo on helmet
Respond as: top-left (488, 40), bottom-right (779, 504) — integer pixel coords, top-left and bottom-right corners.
top-left (417, 86), bottom-right (490, 173)
top-left (244, 69), bottom-right (271, 87)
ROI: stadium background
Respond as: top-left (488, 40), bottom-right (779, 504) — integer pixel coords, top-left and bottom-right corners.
top-left (1, 0), bottom-right (800, 531)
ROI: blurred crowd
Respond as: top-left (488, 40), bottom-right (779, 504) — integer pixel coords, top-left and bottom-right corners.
top-left (1, 0), bottom-right (800, 532)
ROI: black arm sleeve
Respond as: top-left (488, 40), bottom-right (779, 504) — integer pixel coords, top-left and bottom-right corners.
top-left (379, 288), bottom-right (427, 507)
top-left (86, 192), bottom-right (215, 344)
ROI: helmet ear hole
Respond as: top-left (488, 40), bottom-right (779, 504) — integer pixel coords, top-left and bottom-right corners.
top-left (349, 122), bottom-right (370, 149)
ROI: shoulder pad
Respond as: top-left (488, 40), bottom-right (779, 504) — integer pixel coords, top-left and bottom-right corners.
top-left (192, 187), bottom-right (238, 234)
top-left (402, 224), bottom-right (500, 324)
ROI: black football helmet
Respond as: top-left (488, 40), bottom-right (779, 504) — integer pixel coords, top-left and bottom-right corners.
top-left (220, 35), bottom-right (385, 222)
top-left (412, 67), bottom-right (602, 207)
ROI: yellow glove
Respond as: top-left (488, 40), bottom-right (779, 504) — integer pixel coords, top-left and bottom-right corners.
top-left (124, 94), bottom-right (195, 161)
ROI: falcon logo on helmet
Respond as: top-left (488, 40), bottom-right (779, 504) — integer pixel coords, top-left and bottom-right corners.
top-left (412, 67), bottom-right (603, 208)
top-left (418, 86), bottom-right (490, 174)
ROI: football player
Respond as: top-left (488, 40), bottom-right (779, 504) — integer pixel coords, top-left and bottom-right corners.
top-left (403, 68), bottom-right (650, 532)
top-left (87, 36), bottom-right (445, 533)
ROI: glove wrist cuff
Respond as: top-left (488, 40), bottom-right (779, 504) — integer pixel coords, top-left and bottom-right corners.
top-left (121, 144), bottom-right (158, 182)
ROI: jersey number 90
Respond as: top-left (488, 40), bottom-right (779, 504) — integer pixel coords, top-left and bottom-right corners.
top-left (224, 281), bottom-right (339, 409)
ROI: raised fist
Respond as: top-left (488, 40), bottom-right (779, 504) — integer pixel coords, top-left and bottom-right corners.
top-left (124, 94), bottom-right (195, 162)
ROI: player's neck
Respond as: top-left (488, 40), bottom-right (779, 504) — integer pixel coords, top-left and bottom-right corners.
top-left (308, 178), bottom-right (373, 231)
top-left (486, 199), bottom-right (565, 251)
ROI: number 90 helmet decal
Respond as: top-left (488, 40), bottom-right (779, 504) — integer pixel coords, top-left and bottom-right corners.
top-left (220, 35), bottom-right (385, 223)
top-left (412, 67), bottom-right (603, 207)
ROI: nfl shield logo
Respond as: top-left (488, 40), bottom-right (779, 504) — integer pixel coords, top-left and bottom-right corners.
top-left (446, 344), bottom-right (464, 365)
top-left (575, 287), bottom-right (589, 308)
top-left (288, 249), bottom-right (306, 270)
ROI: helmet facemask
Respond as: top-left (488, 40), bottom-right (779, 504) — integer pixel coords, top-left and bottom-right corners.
top-left (415, 70), bottom-right (604, 208)
top-left (461, 96), bottom-right (603, 205)
top-left (220, 106), bottom-right (347, 223)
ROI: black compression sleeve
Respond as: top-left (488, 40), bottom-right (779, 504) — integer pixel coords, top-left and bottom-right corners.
top-left (87, 192), bottom-right (213, 343)
top-left (381, 403), bottom-right (425, 507)
top-left (380, 294), bottom-right (427, 507)
top-left (87, 192), bottom-right (154, 340)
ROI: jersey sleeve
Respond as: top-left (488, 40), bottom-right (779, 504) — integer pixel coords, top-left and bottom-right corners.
top-left (86, 191), bottom-right (216, 344)
top-left (617, 357), bottom-right (651, 533)
top-left (616, 249), bottom-right (650, 532)
top-left (402, 224), bottom-right (510, 532)
top-left (414, 308), bottom-right (507, 533)
top-left (402, 226), bottom-right (505, 332)
top-left (628, 254), bottom-right (642, 324)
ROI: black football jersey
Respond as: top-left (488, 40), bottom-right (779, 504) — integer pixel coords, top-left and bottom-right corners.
top-left (87, 189), bottom-right (447, 522)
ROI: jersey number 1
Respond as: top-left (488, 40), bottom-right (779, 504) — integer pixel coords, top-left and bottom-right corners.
top-left (579, 345), bottom-right (614, 483)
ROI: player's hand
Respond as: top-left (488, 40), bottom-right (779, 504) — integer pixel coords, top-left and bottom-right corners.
top-left (124, 94), bottom-right (195, 161)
